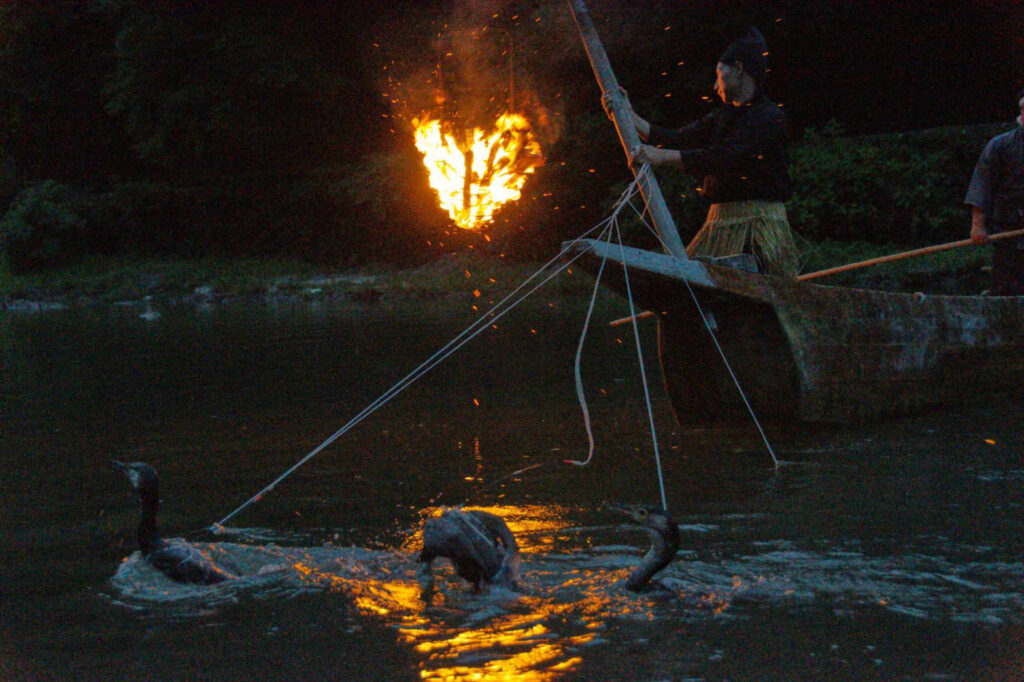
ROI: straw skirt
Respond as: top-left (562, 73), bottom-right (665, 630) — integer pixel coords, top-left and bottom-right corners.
top-left (687, 200), bottom-right (799, 277)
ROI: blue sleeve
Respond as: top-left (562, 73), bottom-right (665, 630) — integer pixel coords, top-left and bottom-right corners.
top-left (964, 137), bottom-right (1002, 214)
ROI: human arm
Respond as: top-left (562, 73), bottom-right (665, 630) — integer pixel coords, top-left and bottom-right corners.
top-left (964, 135), bottom-right (1002, 238)
top-left (672, 103), bottom-right (785, 180)
top-left (631, 111), bottom-right (719, 168)
top-left (602, 87), bottom-right (651, 140)
top-left (630, 143), bottom-right (681, 167)
top-left (970, 206), bottom-right (989, 244)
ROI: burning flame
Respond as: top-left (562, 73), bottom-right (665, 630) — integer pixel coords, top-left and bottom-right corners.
top-left (413, 112), bottom-right (543, 230)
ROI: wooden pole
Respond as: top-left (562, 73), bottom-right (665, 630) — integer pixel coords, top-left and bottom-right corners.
top-left (609, 310), bottom-right (655, 327)
top-left (797, 228), bottom-right (1024, 281)
top-left (608, 228), bottom-right (1024, 327)
top-left (567, 0), bottom-right (688, 260)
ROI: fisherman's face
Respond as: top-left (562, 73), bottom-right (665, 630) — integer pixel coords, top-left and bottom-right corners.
top-left (715, 62), bottom-right (741, 104)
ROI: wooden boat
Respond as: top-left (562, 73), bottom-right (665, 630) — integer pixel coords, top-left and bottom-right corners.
top-left (567, 240), bottom-right (1024, 424)
top-left (567, 0), bottom-right (1024, 425)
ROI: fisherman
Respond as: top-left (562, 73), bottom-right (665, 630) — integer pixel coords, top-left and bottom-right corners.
top-left (965, 87), bottom-right (1024, 295)
top-left (611, 27), bottom-right (799, 277)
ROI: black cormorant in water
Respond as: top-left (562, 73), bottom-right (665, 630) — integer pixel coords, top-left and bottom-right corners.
top-left (608, 503), bottom-right (680, 592)
top-left (113, 461), bottom-right (236, 585)
top-left (418, 508), bottom-right (520, 591)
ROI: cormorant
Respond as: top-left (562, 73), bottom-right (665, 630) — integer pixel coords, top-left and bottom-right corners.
top-left (113, 460), bottom-right (236, 585)
top-left (418, 508), bottom-right (520, 591)
top-left (608, 503), bottom-right (680, 592)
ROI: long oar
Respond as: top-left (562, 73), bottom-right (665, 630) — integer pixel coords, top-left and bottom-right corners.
top-left (608, 228), bottom-right (1024, 326)
top-left (797, 227), bottom-right (1024, 281)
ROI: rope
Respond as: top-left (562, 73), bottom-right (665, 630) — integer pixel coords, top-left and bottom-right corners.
top-left (565, 221), bottom-right (613, 467)
top-left (212, 177), bottom-right (650, 530)
top-left (562, 167), bottom-right (668, 510)
top-left (628, 167), bottom-right (780, 469)
top-left (614, 218), bottom-right (668, 510)
top-left (564, 173), bottom-right (650, 468)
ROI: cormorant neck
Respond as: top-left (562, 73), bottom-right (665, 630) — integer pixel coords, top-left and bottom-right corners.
top-left (137, 491), bottom-right (160, 554)
top-left (626, 522), bottom-right (680, 592)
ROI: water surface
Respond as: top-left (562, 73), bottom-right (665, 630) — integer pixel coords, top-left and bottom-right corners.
top-left (3, 296), bottom-right (1024, 680)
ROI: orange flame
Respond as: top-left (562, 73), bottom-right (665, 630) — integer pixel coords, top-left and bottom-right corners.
top-left (413, 112), bottom-right (543, 230)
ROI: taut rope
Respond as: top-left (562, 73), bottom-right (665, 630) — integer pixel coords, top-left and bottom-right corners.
top-left (565, 168), bottom-right (669, 509)
top-left (624, 166), bottom-right (780, 469)
top-left (212, 175), bottom-right (651, 529)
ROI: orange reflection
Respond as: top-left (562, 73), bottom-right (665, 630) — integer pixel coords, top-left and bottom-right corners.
top-left (401, 608), bottom-right (594, 681)
top-left (291, 503), bottom-right (675, 680)
top-left (388, 505), bottom-right (604, 679)
top-left (403, 504), bottom-right (577, 555)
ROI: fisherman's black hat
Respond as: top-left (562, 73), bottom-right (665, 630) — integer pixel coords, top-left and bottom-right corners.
top-left (719, 27), bottom-right (769, 84)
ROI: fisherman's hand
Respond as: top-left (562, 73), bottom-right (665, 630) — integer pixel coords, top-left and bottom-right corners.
top-left (631, 144), bottom-right (676, 167)
top-left (602, 86), bottom-right (629, 120)
top-left (970, 223), bottom-right (989, 245)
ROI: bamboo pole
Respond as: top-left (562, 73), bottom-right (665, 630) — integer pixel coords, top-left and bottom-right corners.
top-left (567, 0), bottom-right (688, 259)
top-left (797, 227), bottom-right (1024, 281)
top-left (608, 228), bottom-right (1024, 327)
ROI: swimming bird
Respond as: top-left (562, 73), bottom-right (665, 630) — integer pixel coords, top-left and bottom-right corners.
top-left (418, 508), bottom-right (520, 592)
top-left (607, 503), bottom-right (680, 592)
top-left (113, 460), bottom-right (236, 585)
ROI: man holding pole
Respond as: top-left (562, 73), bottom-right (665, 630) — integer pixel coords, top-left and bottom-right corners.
top-left (965, 88), bottom-right (1024, 295)
top-left (616, 28), bottom-right (800, 278)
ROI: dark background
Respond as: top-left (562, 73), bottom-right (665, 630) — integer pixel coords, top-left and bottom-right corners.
top-left (0, 0), bottom-right (1021, 270)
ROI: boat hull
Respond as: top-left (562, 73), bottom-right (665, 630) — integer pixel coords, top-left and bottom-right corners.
top-left (569, 239), bottom-right (1024, 424)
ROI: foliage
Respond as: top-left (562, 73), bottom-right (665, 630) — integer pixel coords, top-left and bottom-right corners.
top-left (797, 238), bottom-right (990, 294)
top-left (0, 2), bottom-right (127, 184)
top-left (0, 1), bottom-right (1021, 271)
top-left (0, 181), bottom-right (91, 272)
top-left (788, 122), bottom-right (1011, 245)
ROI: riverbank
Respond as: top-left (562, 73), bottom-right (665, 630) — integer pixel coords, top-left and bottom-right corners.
top-left (0, 239), bottom-right (992, 313)
top-left (0, 251), bottom-right (598, 312)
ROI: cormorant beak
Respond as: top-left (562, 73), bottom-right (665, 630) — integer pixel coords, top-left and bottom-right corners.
top-left (111, 460), bottom-right (142, 490)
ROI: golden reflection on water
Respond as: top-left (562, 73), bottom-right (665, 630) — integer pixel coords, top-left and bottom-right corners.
top-left (406, 610), bottom-right (591, 681)
top-left (281, 502), bottom-right (698, 679)
top-left (400, 504), bottom-right (579, 554)
top-left (354, 504), bottom-right (613, 680)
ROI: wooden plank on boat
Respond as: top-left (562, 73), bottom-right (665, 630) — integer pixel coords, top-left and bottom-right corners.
top-left (568, 238), bottom-right (1024, 423)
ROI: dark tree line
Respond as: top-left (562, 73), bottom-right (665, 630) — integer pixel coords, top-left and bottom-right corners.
top-left (0, 0), bottom-right (1021, 272)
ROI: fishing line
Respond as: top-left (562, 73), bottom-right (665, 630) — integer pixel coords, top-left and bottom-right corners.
top-left (613, 213), bottom-right (668, 510)
top-left (212, 177), bottom-right (651, 529)
top-left (561, 165), bottom-right (668, 510)
top-left (565, 221), bottom-right (614, 467)
top-left (626, 168), bottom-right (780, 469)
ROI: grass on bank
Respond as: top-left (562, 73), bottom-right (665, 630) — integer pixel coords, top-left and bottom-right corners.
top-left (0, 251), bottom-right (597, 304)
top-left (0, 238), bottom-right (994, 305)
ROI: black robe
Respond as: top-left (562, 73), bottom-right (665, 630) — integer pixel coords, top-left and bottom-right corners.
top-left (647, 93), bottom-right (791, 204)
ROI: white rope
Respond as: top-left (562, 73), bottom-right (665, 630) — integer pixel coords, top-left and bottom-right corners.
top-left (562, 166), bottom-right (669, 509)
top-left (213, 178), bottom-right (650, 529)
top-left (614, 217), bottom-right (669, 510)
top-left (565, 221), bottom-right (612, 467)
top-left (629, 167), bottom-right (780, 469)
top-left (565, 173), bottom-right (650, 468)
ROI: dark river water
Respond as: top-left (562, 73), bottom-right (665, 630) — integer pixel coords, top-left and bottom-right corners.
top-left (3, 293), bottom-right (1024, 680)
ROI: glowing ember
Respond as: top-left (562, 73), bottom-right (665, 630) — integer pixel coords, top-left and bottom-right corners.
top-left (413, 112), bottom-right (543, 230)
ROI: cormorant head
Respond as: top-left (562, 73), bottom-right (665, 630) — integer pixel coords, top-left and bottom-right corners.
top-left (607, 503), bottom-right (677, 537)
top-left (112, 460), bottom-right (160, 502)
top-left (607, 502), bottom-right (681, 592)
